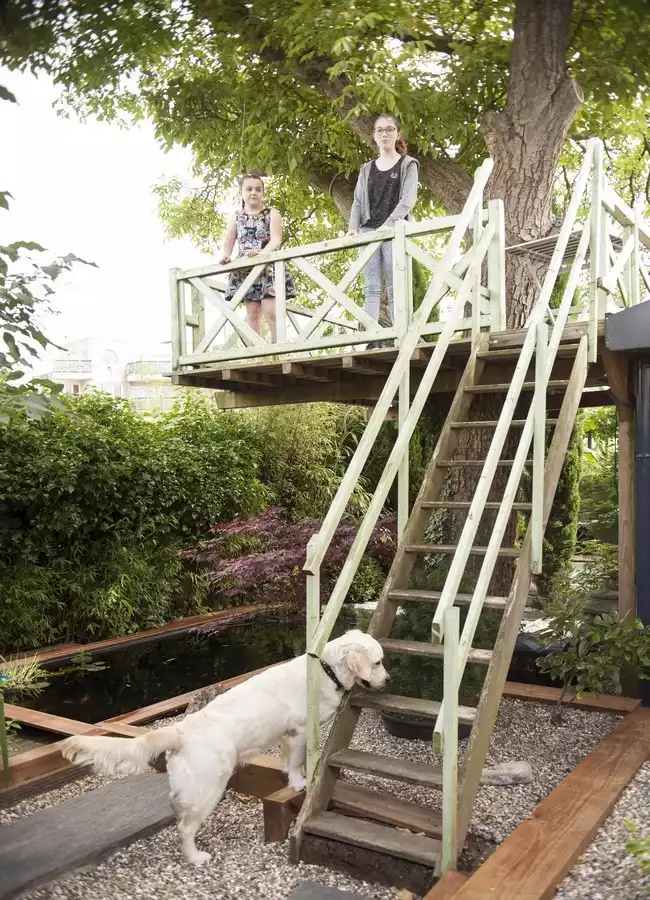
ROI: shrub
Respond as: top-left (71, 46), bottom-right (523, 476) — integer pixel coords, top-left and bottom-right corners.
top-left (182, 508), bottom-right (396, 610)
top-left (0, 392), bottom-right (268, 650)
top-left (538, 566), bottom-right (650, 721)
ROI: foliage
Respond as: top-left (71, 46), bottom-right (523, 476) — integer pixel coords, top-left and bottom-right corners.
top-left (2, 1), bottom-right (649, 236)
top-left (0, 657), bottom-right (50, 784)
top-left (0, 392), bottom-right (269, 650)
top-left (251, 404), bottom-right (369, 520)
top-left (536, 416), bottom-right (583, 598)
top-left (625, 821), bottom-right (650, 888)
top-left (182, 507), bottom-right (396, 611)
top-left (538, 566), bottom-right (650, 721)
top-left (0, 187), bottom-right (94, 418)
top-left (579, 407), bottom-right (619, 542)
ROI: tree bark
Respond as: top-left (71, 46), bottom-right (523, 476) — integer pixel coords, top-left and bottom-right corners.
top-left (483, 0), bottom-right (583, 327)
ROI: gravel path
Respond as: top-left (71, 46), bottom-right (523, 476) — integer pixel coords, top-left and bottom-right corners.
top-left (555, 761), bottom-right (650, 900)
top-left (3, 699), bottom-right (620, 899)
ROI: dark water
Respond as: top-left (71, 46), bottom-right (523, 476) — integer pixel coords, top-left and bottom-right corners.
top-left (19, 609), bottom-right (357, 723)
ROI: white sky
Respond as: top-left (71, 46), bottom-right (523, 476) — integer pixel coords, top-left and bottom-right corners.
top-left (1, 66), bottom-right (216, 364)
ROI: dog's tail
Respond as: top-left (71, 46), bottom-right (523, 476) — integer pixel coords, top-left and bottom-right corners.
top-left (61, 726), bottom-right (182, 777)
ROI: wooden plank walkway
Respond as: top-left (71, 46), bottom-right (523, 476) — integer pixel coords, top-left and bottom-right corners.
top-left (502, 682), bottom-right (641, 714)
top-left (452, 706), bottom-right (650, 900)
top-left (0, 757), bottom-right (287, 899)
top-left (0, 774), bottom-right (173, 900)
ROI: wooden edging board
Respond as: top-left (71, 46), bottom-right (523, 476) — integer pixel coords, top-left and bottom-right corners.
top-left (1, 603), bottom-right (267, 670)
top-left (0, 662), bottom-right (280, 802)
top-left (446, 706), bottom-right (650, 900)
top-left (502, 681), bottom-right (641, 714)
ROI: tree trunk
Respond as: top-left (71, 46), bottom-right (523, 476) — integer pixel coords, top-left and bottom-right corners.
top-left (450, 0), bottom-right (584, 593)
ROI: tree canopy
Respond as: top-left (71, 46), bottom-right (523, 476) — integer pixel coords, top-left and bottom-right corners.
top-left (2, 0), bottom-right (650, 318)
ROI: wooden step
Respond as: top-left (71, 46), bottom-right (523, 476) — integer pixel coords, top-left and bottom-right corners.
top-left (331, 782), bottom-right (442, 839)
top-left (303, 811), bottom-right (442, 867)
top-left (387, 589), bottom-right (508, 611)
top-left (464, 379), bottom-right (569, 394)
top-left (421, 501), bottom-right (532, 511)
top-left (351, 691), bottom-right (477, 725)
top-left (329, 749), bottom-right (443, 788)
top-left (451, 419), bottom-right (558, 428)
top-left (405, 544), bottom-right (521, 558)
top-left (476, 344), bottom-right (580, 360)
top-left (380, 638), bottom-right (493, 665)
top-left (436, 459), bottom-right (533, 468)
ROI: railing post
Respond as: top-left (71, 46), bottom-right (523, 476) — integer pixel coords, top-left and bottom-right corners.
top-left (191, 284), bottom-right (205, 352)
top-left (440, 605), bottom-right (459, 876)
top-left (305, 538), bottom-right (321, 789)
top-left (274, 260), bottom-right (287, 344)
top-left (471, 195), bottom-right (483, 341)
top-left (169, 267), bottom-right (183, 371)
top-left (487, 199), bottom-right (506, 332)
top-left (589, 141), bottom-right (605, 362)
top-left (393, 219), bottom-right (410, 538)
top-left (532, 321), bottom-right (548, 575)
top-left (631, 208), bottom-right (641, 307)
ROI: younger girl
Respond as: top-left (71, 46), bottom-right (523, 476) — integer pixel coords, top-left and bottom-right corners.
top-left (348, 114), bottom-right (419, 343)
top-left (220, 174), bottom-right (295, 343)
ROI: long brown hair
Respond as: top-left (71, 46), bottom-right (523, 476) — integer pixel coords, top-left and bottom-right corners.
top-left (374, 113), bottom-right (408, 156)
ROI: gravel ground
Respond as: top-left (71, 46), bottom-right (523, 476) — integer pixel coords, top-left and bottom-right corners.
top-left (556, 761), bottom-right (650, 900)
top-left (4, 699), bottom-right (620, 900)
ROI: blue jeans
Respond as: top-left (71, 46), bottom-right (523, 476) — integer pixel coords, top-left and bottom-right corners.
top-left (361, 227), bottom-right (393, 326)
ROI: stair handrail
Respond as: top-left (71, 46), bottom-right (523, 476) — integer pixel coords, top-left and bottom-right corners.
top-left (430, 138), bottom-right (607, 747)
top-left (303, 158), bottom-right (495, 783)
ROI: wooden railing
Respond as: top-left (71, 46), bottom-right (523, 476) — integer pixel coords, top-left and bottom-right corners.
top-left (169, 203), bottom-right (506, 373)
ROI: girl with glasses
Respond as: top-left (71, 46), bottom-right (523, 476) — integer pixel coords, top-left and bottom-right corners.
top-left (348, 114), bottom-right (419, 347)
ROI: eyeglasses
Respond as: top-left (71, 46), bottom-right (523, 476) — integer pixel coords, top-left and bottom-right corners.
top-left (374, 126), bottom-right (397, 135)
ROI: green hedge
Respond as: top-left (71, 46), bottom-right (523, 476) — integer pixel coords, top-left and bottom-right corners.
top-left (0, 392), bottom-right (269, 650)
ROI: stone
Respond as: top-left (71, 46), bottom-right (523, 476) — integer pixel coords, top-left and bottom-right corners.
top-left (480, 761), bottom-right (534, 786)
top-left (185, 683), bottom-right (228, 715)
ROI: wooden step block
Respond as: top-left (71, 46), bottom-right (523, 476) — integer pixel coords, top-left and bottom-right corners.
top-left (331, 782), bottom-right (442, 839)
top-left (421, 501), bottom-right (532, 511)
top-left (405, 544), bottom-right (521, 558)
top-left (464, 379), bottom-right (568, 394)
top-left (329, 749), bottom-right (443, 788)
top-left (387, 589), bottom-right (508, 611)
top-left (451, 419), bottom-right (558, 428)
top-left (351, 691), bottom-right (477, 726)
top-left (380, 638), bottom-right (493, 666)
top-left (436, 459), bottom-right (533, 468)
top-left (303, 811), bottom-right (442, 867)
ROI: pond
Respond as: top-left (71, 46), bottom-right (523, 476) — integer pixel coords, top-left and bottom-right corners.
top-left (17, 608), bottom-right (358, 724)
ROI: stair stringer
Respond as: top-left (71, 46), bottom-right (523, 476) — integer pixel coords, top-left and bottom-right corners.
top-left (289, 336), bottom-right (488, 863)
top-left (455, 335), bottom-right (589, 849)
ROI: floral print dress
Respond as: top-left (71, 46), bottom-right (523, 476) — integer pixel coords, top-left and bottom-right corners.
top-left (225, 208), bottom-right (296, 303)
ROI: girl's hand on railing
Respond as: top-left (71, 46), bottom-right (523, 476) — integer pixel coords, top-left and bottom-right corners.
top-left (347, 229), bottom-right (359, 236)
top-left (218, 254), bottom-right (231, 265)
top-left (246, 249), bottom-right (261, 258)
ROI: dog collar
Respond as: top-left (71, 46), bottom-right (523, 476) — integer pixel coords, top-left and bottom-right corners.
top-left (319, 659), bottom-right (345, 692)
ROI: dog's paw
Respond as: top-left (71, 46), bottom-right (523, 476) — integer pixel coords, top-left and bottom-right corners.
top-left (187, 849), bottom-right (212, 867)
top-left (288, 773), bottom-right (307, 792)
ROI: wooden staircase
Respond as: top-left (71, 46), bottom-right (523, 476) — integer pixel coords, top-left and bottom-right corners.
top-left (290, 331), bottom-right (590, 881)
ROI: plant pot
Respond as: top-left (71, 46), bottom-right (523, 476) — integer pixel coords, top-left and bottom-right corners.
top-left (381, 711), bottom-right (472, 742)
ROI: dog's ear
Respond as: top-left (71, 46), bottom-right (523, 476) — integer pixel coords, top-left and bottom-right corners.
top-left (345, 646), bottom-right (373, 682)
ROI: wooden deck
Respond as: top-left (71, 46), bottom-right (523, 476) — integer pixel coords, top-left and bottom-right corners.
top-left (172, 324), bottom-right (612, 409)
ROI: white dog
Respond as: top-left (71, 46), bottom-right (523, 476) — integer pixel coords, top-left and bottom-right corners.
top-left (61, 629), bottom-right (388, 866)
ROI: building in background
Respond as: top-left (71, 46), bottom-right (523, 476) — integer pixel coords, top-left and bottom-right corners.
top-left (45, 337), bottom-right (182, 413)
